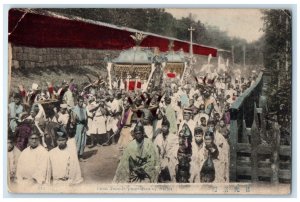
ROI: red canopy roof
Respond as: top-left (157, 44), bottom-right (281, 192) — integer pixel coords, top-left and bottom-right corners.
top-left (8, 9), bottom-right (218, 57)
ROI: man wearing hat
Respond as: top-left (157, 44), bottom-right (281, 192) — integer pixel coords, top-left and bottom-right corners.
top-left (113, 121), bottom-right (159, 183)
top-left (49, 130), bottom-right (83, 185)
top-left (154, 117), bottom-right (178, 182)
top-left (16, 128), bottom-right (51, 185)
top-left (8, 134), bottom-right (21, 184)
top-left (8, 93), bottom-right (24, 133)
top-left (190, 126), bottom-right (205, 182)
top-left (178, 108), bottom-right (196, 137)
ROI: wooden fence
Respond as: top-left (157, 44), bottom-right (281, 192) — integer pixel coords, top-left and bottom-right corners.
top-left (229, 72), bottom-right (291, 184)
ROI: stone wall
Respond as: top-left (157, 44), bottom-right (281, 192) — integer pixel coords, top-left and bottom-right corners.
top-left (10, 45), bottom-right (215, 70)
top-left (11, 45), bottom-right (121, 69)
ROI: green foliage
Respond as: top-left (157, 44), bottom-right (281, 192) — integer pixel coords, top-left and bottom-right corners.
top-left (261, 9), bottom-right (292, 71)
top-left (261, 9), bottom-right (292, 113)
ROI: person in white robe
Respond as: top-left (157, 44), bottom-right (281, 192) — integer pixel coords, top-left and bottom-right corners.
top-left (86, 97), bottom-right (96, 145)
top-left (162, 96), bottom-right (178, 135)
top-left (63, 87), bottom-right (75, 108)
top-left (200, 131), bottom-right (219, 183)
top-left (105, 94), bottom-right (121, 145)
top-left (52, 104), bottom-right (70, 127)
top-left (88, 99), bottom-right (107, 147)
top-left (206, 120), bottom-right (229, 183)
top-left (29, 104), bottom-right (47, 147)
top-left (190, 127), bottom-right (205, 182)
top-left (8, 135), bottom-right (21, 184)
top-left (178, 108), bottom-right (196, 137)
top-left (16, 132), bottom-right (51, 185)
top-left (214, 129), bottom-right (229, 183)
top-left (49, 131), bottom-right (83, 185)
top-left (154, 117), bottom-right (178, 182)
top-left (8, 94), bottom-right (24, 133)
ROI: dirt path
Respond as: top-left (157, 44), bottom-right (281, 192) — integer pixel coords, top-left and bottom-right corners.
top-left (79, 144), bottom-right (121, 184)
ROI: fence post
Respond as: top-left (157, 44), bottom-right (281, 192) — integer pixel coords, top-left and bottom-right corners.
top-left (229, 108), bottom-right (238, 182)
top-left (271, 125), bottom-right (280, 184)
top-left (229, 72), bottom-right (264, 182)
top-left (251, 104), bottom-right (259, 182)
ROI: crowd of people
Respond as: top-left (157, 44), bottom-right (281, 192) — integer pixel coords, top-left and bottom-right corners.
top-left (8, 65), bottom-right (260, 185)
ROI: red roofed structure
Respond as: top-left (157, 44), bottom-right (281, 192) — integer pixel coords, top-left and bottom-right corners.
top-left (8, 9), bottom-right (218, 57)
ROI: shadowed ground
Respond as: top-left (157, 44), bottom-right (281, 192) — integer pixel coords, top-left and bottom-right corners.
top-left (80, 144), bottom-right (120, 184)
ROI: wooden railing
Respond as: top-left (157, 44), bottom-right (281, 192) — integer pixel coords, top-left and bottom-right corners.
top-left (229, 72), bottom-right (291, 183)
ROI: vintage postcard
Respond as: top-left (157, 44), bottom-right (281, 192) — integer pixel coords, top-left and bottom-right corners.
top-left (6, 7), bottom-right (292, 194)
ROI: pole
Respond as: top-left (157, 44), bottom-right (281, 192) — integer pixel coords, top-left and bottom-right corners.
top-left (231, 45), bottom-right (235, 67)
top-left (243, 45), bottom-right (246, 68)
top-left (107, 62), bottom-right (113, 90)
top-left (188, 26), bottom-right (195, 58)
top-left (183, 26), bottom-right (195, 84)
top-left (143, 63), bottom-right (156, 92)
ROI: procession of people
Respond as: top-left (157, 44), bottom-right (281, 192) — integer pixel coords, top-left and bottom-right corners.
top-left (7, 54), bottom-right (261, 186)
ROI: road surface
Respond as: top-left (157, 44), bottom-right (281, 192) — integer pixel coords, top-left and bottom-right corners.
top-left (79, 144), bottom-right (121, 184)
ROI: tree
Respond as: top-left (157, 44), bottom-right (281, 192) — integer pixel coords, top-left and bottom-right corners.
top-left (261, 9), bottom-right (292, 114)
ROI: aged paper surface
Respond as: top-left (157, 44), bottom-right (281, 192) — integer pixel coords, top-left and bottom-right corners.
top-left (7, 8), bottom-right (292, 194)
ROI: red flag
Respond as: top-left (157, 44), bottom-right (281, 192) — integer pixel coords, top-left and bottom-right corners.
top-left (167, 72), bottom-right (176, 78)
top-left (128, 81), bottom-right (135, 90)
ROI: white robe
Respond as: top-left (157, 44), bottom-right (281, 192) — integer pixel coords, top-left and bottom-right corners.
top-left (86, 103), bottom-right (95, 136)
top-left (63, 90), bottom-right (75, 108)
top-left (52, 112), bottom-right (69, 126)
top-left (190, 142), bottom-right (205, 183)
top-left (90, 108), bottom-right (107, 134)
top-left (8, 146), bottom-right (21, 183)
top-left (214, 131), bottom-right (229, 183)
top-left (49, 146), bottom-right (83, 185)
top-left (106, 100), bottom-right (120, 132)
top-left (154, 133), bottom-right (178, 181)
top-left (16, 145), bottom-right (51, 185)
